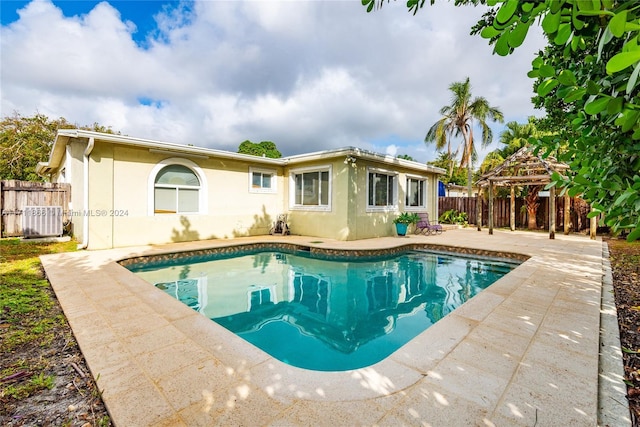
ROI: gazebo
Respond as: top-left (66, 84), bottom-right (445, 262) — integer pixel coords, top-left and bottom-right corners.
top-left (475, 146), bottom-right (596, 239)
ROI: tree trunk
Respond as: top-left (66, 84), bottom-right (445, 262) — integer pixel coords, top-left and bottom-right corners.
top-left (524, 186), bottom-right (542, 230)
top-left (526, 205), bottom-right (539, 229)
top-left (461, 127), bottom-right (473, 197)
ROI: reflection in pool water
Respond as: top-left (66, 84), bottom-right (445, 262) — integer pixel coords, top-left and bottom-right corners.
top-left (130, 249), bottom-right (518, 371)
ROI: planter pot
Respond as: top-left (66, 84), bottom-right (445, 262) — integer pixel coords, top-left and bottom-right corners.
top-left (395, 223), bottom-right (408, 236)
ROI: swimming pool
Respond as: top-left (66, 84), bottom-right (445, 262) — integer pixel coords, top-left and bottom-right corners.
top-left (127, 246), bottom-right (519, 371)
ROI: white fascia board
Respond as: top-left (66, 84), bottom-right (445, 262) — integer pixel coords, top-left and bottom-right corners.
top-left (36, 133), bottom-right (71, 176)
top-left (283, 146), bottom-right (446, 175)
top-left (55, 129), bottom-right (286, 166)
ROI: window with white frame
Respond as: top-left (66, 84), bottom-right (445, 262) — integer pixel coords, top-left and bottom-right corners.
top-left (406, 176), bottom-right (427, 209)
top-left (148, 158), bottom-right (206, 215)
top-left (290, 167), bottom-right (331, 209)
top-left (367, 169), bottom-right (397, 209)
top-left (249, 167), bottom-right (276, 193)
top-left (154, 165), bottom-right (200, 213)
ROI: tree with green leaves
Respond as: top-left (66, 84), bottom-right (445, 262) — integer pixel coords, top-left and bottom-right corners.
top-left (497, 117), bottom-right (540, 158)
top-left (397, 154), bottom-right (415, 161)
top-left (0, 113), bottom-right (118, 181)
top-left (425, 77), bottom-right (504, 198)
top-left (364, 0), bottom-right (640, 241)
top-left (479, 116), bottom-right (542, 173)
top-left (428, 152), bottom-right (467, 186)
top-left (237, 140), bottom-right (282, 158)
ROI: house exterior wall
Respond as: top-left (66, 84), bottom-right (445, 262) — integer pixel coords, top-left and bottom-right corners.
top-left (56, 139), bottom-right (90, 245)
top-left (285, 158), bottom-right (350, 240)
top-left (284, 158), bottom-right (440, 241)
top-left (81, 142), bottom-right (285, 249)
top-left (349, 160), bottom-right (439, 240)
top-left (46, 132), bottom-right (443, 249)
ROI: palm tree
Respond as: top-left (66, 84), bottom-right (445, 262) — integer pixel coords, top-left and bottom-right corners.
top-left (523, 185), bottom-right (543, 230)
top-left (479, 117), bottom-right (539, 174)
top-left (425, 77), bottom-right (504, 197)
top-left (497, 117), bottom-right (538, 158)
top-left (427, 152), bottom-right (467, 185)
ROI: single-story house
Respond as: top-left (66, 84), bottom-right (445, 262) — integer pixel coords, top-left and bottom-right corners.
top-left (37, 129), bottom-right (444, 249)
top-left (443, 183), bottom-right (479, 197)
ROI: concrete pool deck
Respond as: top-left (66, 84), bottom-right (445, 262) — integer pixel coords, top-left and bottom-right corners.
top-left (40, 228), bottom-right (630, 426)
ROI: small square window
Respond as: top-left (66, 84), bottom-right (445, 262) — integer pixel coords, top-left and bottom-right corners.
top-left (249, 168), bottom-right (277, 193)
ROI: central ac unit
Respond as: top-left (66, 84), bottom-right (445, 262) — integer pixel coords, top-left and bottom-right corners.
top-left (22, 206), bottom-right (63, 238)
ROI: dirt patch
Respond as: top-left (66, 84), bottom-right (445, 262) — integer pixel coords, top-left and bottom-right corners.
top-left (607, 237), bottom-right (640, 426)
top-left (0, 279), bottom-right (111, 426)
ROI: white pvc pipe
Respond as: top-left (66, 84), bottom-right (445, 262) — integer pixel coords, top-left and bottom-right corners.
top-left (79, 137), bottom-right (95, 249)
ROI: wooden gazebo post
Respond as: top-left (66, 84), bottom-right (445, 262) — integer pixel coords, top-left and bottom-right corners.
top-left (476, 188), bottom-right (483, 231)
top-left (549, 185), bottom-right (556, 239)
top-left (564, 193), bottom-right (571, 235)
top-left (488, 180), bottom-right (494, 235)
top-left (510, 185), bottom-right (516, 231)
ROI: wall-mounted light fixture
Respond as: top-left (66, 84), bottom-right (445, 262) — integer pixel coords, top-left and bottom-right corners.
top-left (344, 156), bottom-right (357, 168)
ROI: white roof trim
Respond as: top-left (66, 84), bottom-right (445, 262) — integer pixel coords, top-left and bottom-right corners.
top-left (38, 130), bottom-right (445, 176)
top-left (55, 129), bottom-right (285, 165)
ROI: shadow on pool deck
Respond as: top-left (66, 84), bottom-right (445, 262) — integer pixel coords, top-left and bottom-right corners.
top-left (40, 229), bottom-right (630, 426)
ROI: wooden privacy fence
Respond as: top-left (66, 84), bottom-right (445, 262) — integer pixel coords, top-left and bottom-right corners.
top-left (0, 180), bottom-right (71, 237)
top-left (438, 196), bottom-right (591, 232)
top-left (439, 197), bottom-right (478, 225)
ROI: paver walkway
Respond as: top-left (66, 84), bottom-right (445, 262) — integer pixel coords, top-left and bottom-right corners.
top-left (40, 229), bottom-right (628, 426)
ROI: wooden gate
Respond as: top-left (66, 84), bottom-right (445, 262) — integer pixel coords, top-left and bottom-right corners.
top-left (0, 180), bottom-right (71, 237)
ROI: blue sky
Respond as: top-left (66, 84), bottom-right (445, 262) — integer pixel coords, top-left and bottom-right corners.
top-left (0, 0), bottom-right (546, 162)
top-left (1, 1), bottom-right (180, 44)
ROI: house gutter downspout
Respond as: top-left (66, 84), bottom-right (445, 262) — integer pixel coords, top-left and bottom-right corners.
top-left (80, 137), bottom-right (95, 249)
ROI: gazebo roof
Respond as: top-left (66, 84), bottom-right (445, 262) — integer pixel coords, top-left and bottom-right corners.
top-left (476, 146), bottom-right (569, 188)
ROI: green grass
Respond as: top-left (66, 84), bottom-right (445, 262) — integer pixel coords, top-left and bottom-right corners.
top-left (0, 238), bottom-right (76, 400)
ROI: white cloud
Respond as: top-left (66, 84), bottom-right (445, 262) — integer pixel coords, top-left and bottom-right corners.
top-left (1, 0), bottom-right (546, 164)
top-left (385, 145), bottom-right (399, 157)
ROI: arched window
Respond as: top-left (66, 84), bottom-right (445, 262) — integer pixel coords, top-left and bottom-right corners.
top-left (152, 163), bottom-right (202, 214)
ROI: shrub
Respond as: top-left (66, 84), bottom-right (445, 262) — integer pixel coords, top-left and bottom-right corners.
top-left (439, 209), bottom-right (468, 226)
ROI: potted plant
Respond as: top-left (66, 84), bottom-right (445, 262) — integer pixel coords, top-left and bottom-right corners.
top-left (393, 212), bottom-right (419, 236)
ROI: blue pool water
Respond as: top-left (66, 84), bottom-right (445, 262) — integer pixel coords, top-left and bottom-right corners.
top-left (128, 248), bottom-right (518, 371)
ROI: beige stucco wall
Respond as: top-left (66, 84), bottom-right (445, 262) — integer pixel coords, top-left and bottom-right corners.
top-left (285, 158), bottom-right (351, 240)
top-left (57, 139), bottom-right (89, 244)
top-left (67, 137), bottom-right (442, 249)
top-left (82, 141), bottom-right (285, 249)
top-left (287, 158), bottom-right (440, 241)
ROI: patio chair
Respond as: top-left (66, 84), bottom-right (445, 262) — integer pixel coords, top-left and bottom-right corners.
top-left (269, 214), bottom-right (290, 236)
top-left (414, 213), bottom-right (443, 235)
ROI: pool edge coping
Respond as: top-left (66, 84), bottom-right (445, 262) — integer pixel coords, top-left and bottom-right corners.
top-left (39, 230), bottom-right (624, 425)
